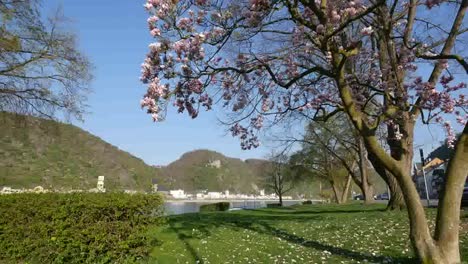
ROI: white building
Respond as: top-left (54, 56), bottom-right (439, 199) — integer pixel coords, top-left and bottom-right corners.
top-left (97, 176), bottom-right (106, 192)
top-left (169, 189), bottom-right (186, 199)
top-left (207, 192), bottom-right (222, 199)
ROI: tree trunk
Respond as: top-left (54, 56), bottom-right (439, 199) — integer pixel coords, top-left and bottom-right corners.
top-left (364, 121), bottom-right (468, 263)
top-left (278, 192), bottom-right (283, 206)
top-left (358, 137), bottom-right (374, 204)
top-left (341, 174), bottom-right (352, 203)
top-left (385, 173), bottom-right (406, 210)
top-left (432, 124), bottom-right (468, 263)
top-left (367, 150), bottom-right (406, 210)
top-left (331, 182), bottom-right (342, 204)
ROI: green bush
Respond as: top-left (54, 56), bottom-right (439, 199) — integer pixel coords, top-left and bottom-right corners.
top-left (302, 200), bottom-right (313, 205)
top-left (199, 202), bottom-right (230, 212)
top-left (0, 193), bottom-right (164, 263)
top-left (266, 203), bottom-right (282, 208)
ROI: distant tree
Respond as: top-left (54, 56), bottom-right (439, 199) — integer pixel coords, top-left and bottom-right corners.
top-left (289, 115), bottom-right (375, 204)
top-left (264, 153), bottom-right (293, 206)
top-left (290, 123), bottom-right (353, 204)
top-left (0, 0), bottom-right (92, 119)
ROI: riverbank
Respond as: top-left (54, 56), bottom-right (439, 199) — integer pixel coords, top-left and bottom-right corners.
top-left (165, 199), bottom-right (313, 202)
top-left (164, 199), bottom-right (307, 215)
top-left (149, 203), bottom-right (468, 263)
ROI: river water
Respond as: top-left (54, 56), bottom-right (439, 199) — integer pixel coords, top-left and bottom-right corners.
top-left (164, 200), bottom-right (303, 215)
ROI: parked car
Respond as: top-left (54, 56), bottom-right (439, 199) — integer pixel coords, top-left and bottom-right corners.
top-left (353, 194), bottom-right (364, 200)
top-left (375, 193), bottom-right (389, 200)
top-left (461, 179), bottom-right (468, 207)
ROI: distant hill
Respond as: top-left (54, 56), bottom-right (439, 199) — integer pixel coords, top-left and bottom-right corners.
top-left (0, 112), bottom-right (160, 191)
top-left (159, 150), bottom-right (270, 193)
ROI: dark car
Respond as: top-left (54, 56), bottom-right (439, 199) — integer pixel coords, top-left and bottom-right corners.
top-left (461, 179), bottom-right (468, 207)
top-left (375, 193), bottom-right (389, 200)
top-left (354, 194), bottom-right (364, 200)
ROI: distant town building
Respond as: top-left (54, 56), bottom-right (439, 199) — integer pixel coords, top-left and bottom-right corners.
top-left (413, 160), bottom-right (446, 199)
top-left (169, 189), bottom-right (186, 199)
top-left (151, 178), bottom-right (158, 193)
top-left (207, 192), bottom-right (222, 199)
top-left (97, 176), bottom-right (105, 192)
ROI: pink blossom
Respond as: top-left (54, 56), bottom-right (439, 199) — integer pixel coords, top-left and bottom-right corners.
top-left (456, 115), bottom-right (466, 125)
top-left (177, 17), bottom-right (193, 31)
top-left (443, 121), bottom-right (455, 148)
top-left (195, 0), bottom-right (208, 5)
top-left (251, 115), bottom-right (264, 129)
top-left (425, 0), bottom-right (446, 9)
top-left (316, 24), bottom-right (325, 34)
top-left (144, 3), bottom-right (153, 10)
top-left (147, 16), bottom-right (159, 24)
top-left (262, 98), bottom-right (271, 112)
top-left (150, 28), bottom-right (161, 37)
top-left (360, 26), bottom-right (374, 36)
top-left (345, 7), bottom-right (357, 17)
top-left (330, 10), bottom-right (341, 23)
top-left (149, 42), bottom-right (163, 53)
top-left (151, 113), bottom-right (159, 121)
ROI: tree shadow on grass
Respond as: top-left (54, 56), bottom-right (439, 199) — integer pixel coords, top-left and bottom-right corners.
top-left (233, 221), bottom-right (417, 263)
top-left (168, 220), bottom-right (205, 264)
top-left (163, 207), bottom-right (416, 263)
top-left (251, 203), bottom-right (389, 216)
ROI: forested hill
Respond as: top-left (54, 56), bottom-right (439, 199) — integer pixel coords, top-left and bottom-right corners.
top-left (0, 112), bottom-right (161, 191)
top-left (158, 149), bottom-right (271, 193)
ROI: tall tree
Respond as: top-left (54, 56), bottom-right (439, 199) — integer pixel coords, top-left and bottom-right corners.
top-left (0, 0), bottom-right (92, 119)
top-left (139, 0), bottom-right (468, 262)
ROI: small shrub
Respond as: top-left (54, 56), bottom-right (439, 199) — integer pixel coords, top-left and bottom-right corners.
top-left (199, 202), bottom-right (230, 212)
top-left (0, 193), bottom-right (164, 263)
top-left (266, 203), bottom-right (282, 208)
top-left (302, 200), bottom-right (313, 205)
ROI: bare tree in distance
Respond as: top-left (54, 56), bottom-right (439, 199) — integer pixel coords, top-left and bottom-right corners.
top-left (0, 0), bottom-right (93, 120)
top-left (264, 152), bottom-right (293, 206)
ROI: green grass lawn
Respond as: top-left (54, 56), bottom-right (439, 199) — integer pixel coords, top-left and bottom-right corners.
top-left (148, 203), bottom-right (468, 264)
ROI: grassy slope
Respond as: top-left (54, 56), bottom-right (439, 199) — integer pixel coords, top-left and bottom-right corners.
top-left (0, 112), bottom-right (160, 191)
top-left (149, 204), bottom-right (468, 263)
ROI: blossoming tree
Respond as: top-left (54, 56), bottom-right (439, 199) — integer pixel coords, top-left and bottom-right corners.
top-left (139, 0), bottom-right (468, 262)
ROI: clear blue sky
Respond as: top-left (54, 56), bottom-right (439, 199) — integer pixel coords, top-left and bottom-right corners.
top-left (43, 0), bottom-right (269, 166)
top-left (44, 1), bottom-right (465, 165)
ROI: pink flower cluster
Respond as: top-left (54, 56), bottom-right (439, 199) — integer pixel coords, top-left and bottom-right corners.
top-left (230, 123), bottom-right (260, 150)
top-left (443, 121), bottom-right (456, 148)
top-left (425, 0), bottom-right (446, 9)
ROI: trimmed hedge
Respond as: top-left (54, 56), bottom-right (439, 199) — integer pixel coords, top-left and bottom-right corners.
top-left (266, 203), bottom-right (282, 208)
top-left (302, 200), bottom-right (313, 205)
top-left (0, 193), bottom-right (164, 263)
top-left (199, 202), bottom-right (230, 212)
